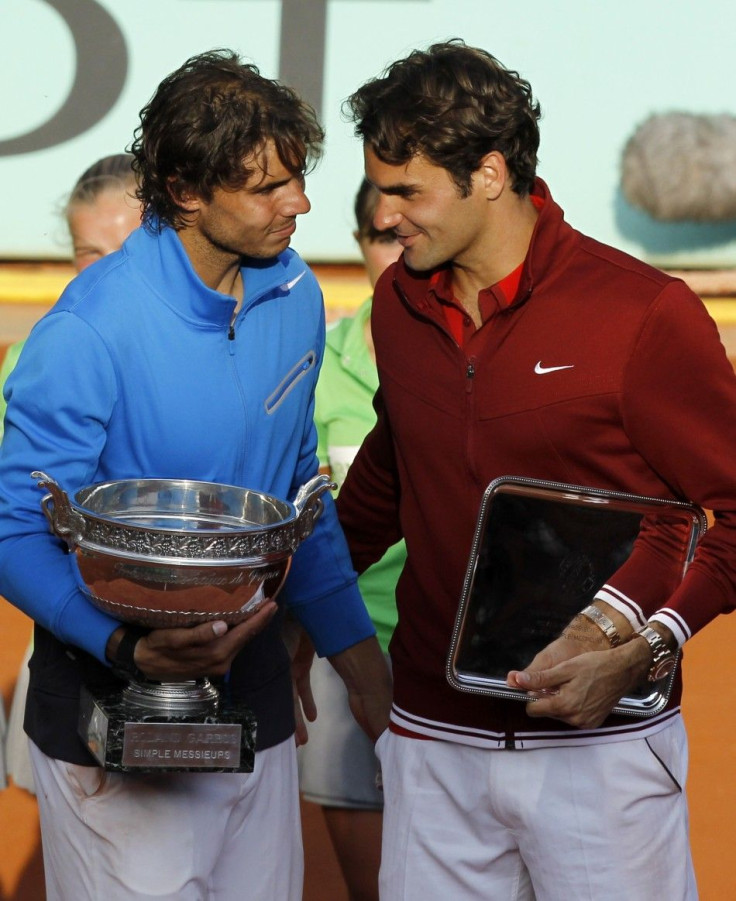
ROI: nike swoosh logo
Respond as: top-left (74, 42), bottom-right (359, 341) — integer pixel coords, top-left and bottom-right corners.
top-left (282, 271), bottom-right (307, 292)
top-left (534, 361), bottom-right (575, 375)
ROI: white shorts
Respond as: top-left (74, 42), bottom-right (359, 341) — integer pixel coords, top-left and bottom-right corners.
top-left (298, 655), bottom-right (384, 809)
top-left (30, 736), bottom-right (303, 901)
top-left (376, 717), bottom-right (696, 901)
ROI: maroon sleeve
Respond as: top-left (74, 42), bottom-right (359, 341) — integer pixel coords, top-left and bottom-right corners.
top-left (336, 385), bottom-right (403, 575)
top-left (619, 281), bottom-right (736, 641)
top-left (593, 515), bottom-right (699, 630)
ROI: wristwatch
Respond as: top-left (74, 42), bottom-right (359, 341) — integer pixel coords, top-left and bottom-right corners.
top-left (109, 627), bottom-right (148, 683)
top-left (634, 625), bottom-right (677, 682)
top-left (579, 605), bottom-right (622, 647)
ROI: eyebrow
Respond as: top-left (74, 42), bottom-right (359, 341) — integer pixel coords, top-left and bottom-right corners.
top-left (367, 179), bottom-right (419, 199)
top-left (252, 174), bottom-right (294, 194)
top-left (385, 184), bottom-right (418, 197)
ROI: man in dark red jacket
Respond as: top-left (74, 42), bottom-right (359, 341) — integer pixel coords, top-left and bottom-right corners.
top-left (338, 39), bottom-right (736, 900)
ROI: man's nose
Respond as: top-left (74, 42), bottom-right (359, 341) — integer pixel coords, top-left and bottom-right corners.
top-left (286, 181), bottom-right (311, 216)
top-left (373, 195), bottom-right (401, 231)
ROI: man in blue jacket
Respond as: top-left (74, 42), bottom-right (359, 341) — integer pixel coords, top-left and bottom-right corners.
top-left (0, 49), bottom-right (390, 900)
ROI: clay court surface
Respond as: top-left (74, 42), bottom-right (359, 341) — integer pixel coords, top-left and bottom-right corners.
top-left (1, 264), bottom-right (735, 899)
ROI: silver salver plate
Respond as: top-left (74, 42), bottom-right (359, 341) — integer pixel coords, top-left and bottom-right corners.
top-left (447, 477), bottom-right (707, 717)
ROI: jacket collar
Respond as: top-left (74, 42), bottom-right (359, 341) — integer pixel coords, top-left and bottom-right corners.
top-left (126, 222), bottom-right (309, 328)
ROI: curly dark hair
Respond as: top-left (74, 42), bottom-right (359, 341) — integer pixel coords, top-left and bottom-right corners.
top-left (130, 49), bottom-right (324, 229)
top-left (345, 39), bottom-right (541, 197)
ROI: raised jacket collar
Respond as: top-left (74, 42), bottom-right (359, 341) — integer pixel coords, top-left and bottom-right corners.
top-left (121, 221), bottom-right (309, 328)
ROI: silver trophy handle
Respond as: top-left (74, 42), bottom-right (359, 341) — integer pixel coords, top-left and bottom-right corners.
top-left (31, 470), bottom-right (86, 550)
top-left (293, 474), bottom-right (336, 540)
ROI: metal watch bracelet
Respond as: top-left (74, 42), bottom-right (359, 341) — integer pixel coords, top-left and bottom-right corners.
top-left (579, 604), bottom-right (622, 647)
top-left (634, 625), bottom-right (677, 682)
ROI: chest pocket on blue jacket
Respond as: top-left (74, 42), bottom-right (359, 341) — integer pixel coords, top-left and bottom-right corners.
top-left (264, 351), bottom-right (316, 414)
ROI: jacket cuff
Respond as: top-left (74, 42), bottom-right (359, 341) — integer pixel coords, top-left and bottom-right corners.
top-left (290, 583), bottom-right (375, 657)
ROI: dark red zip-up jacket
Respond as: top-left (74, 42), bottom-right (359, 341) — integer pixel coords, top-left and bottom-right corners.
top-left (337, 178), bottom-right (736, 748)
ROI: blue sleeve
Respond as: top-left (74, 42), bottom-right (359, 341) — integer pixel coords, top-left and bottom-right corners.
top-left (0, 311), bottom-right (122, 662)
top-left (285, 492), bottom-right (376, 657)
top-left (279, 284), bottom-right (375, 656)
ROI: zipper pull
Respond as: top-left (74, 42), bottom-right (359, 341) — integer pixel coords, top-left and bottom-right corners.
top-left (228, 323), bottom-right (235, 341)
top-left (465, 358), bottom-right (476, 394)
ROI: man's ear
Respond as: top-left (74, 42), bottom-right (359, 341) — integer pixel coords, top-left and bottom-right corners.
top-left (478, 151), bottom-right (507, 201)
top-left (167, 176), bottom-right (201, 213)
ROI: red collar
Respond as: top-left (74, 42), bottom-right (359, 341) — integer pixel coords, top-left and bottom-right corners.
top-left (431, 193), bottom-right (544, 345)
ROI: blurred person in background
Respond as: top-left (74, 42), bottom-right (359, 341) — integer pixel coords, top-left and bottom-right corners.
top-left (2, 153), bottom-right (142, 797)
top-left (299, 179), bottom-right (402, 901)
top-left (0, 153), bottom-right (141, 440)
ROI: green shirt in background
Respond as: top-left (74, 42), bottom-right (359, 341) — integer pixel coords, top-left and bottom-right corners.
top-left (315, 299), bottom-right (403, 654)
top-left (0, 339), bottom-right (25, 441)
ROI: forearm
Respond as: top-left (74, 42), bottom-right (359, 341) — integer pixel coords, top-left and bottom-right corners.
top-left (509, 607), bottom-right (679, 729)
top-left (561, 599), bottom-right (677, 668)
top-left (328, 635), bottom-right (392, 742)
top-left (0, 533), bottom-right (120, 662)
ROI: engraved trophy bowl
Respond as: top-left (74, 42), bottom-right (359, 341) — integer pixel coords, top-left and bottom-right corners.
top-left (31, 470), bottom-right (335, 772)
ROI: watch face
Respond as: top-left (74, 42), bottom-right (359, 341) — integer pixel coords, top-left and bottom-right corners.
top-left (636, 626), bottom-right (676, 682)
top-left (652, 656), bottom-right (676, 681)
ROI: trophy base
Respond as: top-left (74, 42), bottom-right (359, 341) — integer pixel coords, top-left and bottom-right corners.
top-left (78, 681), bottom-right (257, 773)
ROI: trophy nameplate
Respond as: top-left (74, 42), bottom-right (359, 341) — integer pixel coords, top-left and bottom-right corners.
top-left (79, 682), bottom-right (257, 773)
top-left (447, 477), bottom-right (707, 717)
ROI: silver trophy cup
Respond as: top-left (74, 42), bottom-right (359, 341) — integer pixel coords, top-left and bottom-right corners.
top-left (33, 470), bottom-right (334, 773)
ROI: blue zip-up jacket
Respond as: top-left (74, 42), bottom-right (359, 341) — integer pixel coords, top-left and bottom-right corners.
top-left (0, 223), bottom-right (374, 763)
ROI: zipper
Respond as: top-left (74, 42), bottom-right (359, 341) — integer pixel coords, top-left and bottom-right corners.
top-left (465, 356), bottom-right (478, 485)
top-left (465, 358), bottom-right (476, 396)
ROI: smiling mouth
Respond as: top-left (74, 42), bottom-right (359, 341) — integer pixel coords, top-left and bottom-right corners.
top-left (396, 232), bottom-right (419, 247)
top-left (271, 221), bottom-right (297, 237)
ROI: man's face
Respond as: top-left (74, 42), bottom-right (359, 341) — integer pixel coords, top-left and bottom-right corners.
top-left (364, 148), bottom-right (489, 273)
top-left (187, 140), bottom-right (311, 261)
